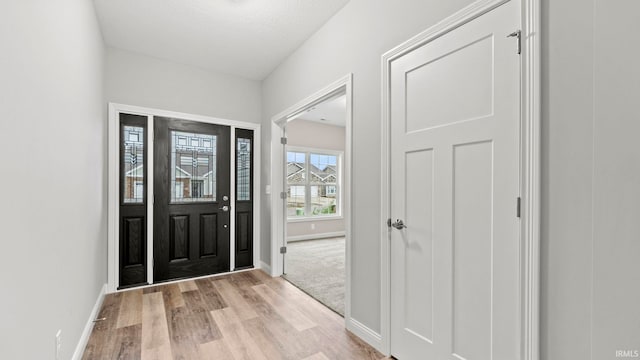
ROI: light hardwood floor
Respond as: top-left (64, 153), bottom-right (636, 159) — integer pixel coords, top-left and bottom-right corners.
top-left (82, 270), bottom-right (385, 360)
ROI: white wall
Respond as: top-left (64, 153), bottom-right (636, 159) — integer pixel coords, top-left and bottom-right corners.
top-left (288, 221), bottom-right (345, 239)
top-left (542, 0), bottom-right (640, 358)
top-left (286, 120), bottom-right (345, 239)
top-left (261, 0), bottom-right (477, 336)
top-left (540, 0), bottom-right (593, 358)
top-left (106, 47), bottom-right (262, 124)
top-left (0, 1), bottom-right (106, 359)
top-left (591, 3), bottom-right (640, 356)
top-left (287, 119), bottom-right (345, 151)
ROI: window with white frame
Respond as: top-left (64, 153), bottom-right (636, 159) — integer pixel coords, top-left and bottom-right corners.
top-left (287, 149), bottom-right (341, 219)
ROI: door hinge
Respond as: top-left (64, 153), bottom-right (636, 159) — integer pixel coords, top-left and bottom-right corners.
top-left (280, 137), bottom-right (287, 145)
top-left (507, 30), bottom-right (521, 55)
top-left (516, 197), bottom-right (522, 218)
top-left (280, 246), bottom-right (287, 254)
top-left (280, 191), bottom-right (287, 199)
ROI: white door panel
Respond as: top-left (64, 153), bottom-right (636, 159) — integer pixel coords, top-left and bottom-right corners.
top-left (452, 141), bottom-right (494, 360)
top-left (390, 1), bottom-right (521, 359)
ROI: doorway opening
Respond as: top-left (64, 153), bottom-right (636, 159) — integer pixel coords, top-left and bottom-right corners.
top-left (283, 92), bottom-right (347, 315)
top-left (270, 74), bottom-right (352, 320)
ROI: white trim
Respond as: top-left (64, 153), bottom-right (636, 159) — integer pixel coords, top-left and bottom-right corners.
top-left (380, 0), bottom-right (540, 358)
top-left (287, 231), bottom-right (346, 242)
top-left (71, 284), bottom-right (107, 360)
top-left (252, 128), bottom-right (262, 271)
top-left (270, 73), bottom-right (353, 327)
top-left (345, 318), bottom-right (384, 354)
top-left (270, 121), bottom-right (285, 277)
top-left (107, 103), bottom-right (261, 293)
top-left (146, 115), bottom-right (154, 285)
top-left (107, 103), bottom-right (118, 293)
top-left (521, 0), bottom-right (541, 358)
top-left (230, 126), bottom-right (236, 271)
top-left (112, 103), bottom-right (264, 129)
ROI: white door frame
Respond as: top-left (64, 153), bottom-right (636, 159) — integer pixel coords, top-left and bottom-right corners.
top-left (380, 0), bottom-right (540, 358)
top-left (107, 103), bottom-right (261, 293)
top-left (269, 73), bottom-right (353, 319)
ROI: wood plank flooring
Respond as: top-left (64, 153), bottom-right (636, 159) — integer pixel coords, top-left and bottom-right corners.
top-left (82, 270), bottom-right (385, 360)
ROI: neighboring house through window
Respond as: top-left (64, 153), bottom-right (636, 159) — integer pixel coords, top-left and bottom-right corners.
top-left (286, 148), bottom-right (341, 219)
top-left (170, 131), bottom-right (217, 202)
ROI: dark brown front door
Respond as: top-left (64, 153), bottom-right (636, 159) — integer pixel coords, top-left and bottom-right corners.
top-left (153, 117), bottom-right (231, 282)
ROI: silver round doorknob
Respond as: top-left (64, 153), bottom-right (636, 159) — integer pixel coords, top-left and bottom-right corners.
top-left (391, 219), bottom-right (407, 229)
top-left (219, 205), bottom-right (229, 212)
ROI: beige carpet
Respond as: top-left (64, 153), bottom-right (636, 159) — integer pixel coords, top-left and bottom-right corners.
top-left (283, 237), bottom-right (345, 316)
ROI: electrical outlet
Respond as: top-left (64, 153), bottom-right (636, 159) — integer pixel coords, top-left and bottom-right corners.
top-left (55, 330), bottom-right (62, 360)
top-left (310, 223), bottom-right (315, 230)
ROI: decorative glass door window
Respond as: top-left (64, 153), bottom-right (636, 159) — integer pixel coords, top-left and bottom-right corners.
top-left (123, 125), bottom-right (145, 204)
top-left (237, 138), bottom-right (251, 201)
top-left (170, 131), bottom-right (217, 203)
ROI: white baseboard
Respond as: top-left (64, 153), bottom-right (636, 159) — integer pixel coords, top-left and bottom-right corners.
top-left (287, 231), bottom-right (346, 242)
top-left (346, 317), bottom-right (384, 354)
top-left (72, 283), bottom-right (107, 360)
top-left (259, 261), bottom-right (273, 276)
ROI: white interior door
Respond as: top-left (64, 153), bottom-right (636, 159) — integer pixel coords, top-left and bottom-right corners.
top-left (390, 1), bottom-right (521, 359)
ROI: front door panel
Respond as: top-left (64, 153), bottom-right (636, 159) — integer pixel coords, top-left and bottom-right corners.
top-left (154, 117), bottom-right (231, 282)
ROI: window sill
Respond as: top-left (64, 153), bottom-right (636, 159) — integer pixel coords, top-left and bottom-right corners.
top-left (287, 215), bottom-right (344, 223)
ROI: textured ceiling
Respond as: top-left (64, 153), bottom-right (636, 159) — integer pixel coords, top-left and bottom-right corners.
top-left (94, 0), bottom-right (350, 80)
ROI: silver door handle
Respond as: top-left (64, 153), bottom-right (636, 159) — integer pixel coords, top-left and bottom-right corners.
top-left (219, 205), bottom-right (230, 212)
top-left (391, 219), bottom-right (406, 230)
